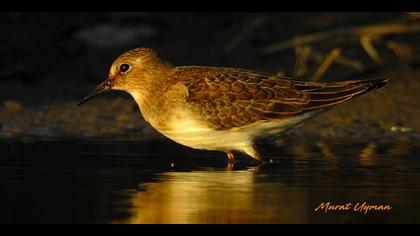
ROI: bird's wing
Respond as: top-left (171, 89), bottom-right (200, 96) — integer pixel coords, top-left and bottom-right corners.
top-left (172, 66), bottom-right (387, 130)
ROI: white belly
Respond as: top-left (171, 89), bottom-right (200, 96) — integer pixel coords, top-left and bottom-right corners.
top-left (157, 112), bottom-right (312, 152)
top-left (160, 117), bottom-right (248, 151)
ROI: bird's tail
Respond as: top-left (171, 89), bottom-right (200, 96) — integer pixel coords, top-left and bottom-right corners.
top-left (296, 78), bottom-right (389, 112)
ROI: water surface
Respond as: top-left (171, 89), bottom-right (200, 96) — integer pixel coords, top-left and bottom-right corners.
top-left (0, 138), bottom-right (419, 223)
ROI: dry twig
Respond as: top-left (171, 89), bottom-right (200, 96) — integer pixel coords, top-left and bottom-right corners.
top-left (387, 40), bottom-right (415, 62)
top-left (310, 49), bottom-right (364, 71)
top-left (360, 35), bottom-right (382, 65)
top-left (311, 48), bottom-right (341, 82)
top-left (294, 45), bottom-right (312, 78)
top-left (262, 21), bottom-right (420, 54)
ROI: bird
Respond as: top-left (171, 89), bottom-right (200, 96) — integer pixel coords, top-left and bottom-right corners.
top-left (78, 48), bottom-right (388, 162)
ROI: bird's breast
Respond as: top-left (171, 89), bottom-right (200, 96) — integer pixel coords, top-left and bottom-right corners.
top-left (153, 109), bottom-right (250, 151)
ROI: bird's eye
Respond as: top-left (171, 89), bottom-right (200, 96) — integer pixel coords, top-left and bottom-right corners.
top-left (119, 64), bottom-right (130, 73)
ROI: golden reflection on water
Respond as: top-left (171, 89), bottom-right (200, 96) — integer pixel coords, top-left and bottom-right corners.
top-left (108, 138), bottom-right (417, 224)
top-left (359, 142), bottom-right (377, 165)
top-left (112, 167), bottom-right (308, 224)
top-left (317, 141), bottom-right (338, 163)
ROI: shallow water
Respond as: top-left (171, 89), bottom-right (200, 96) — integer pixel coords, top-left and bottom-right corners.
top-left (0, 138), bottom-right (419, 223)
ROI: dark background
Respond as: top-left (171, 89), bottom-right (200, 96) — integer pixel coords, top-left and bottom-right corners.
top-left (0, 12), bottom-right (419, 141)
top-left (0, 13), bottom-right (404, 98)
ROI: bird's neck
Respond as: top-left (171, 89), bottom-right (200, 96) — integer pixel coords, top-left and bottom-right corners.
top-left (126, 66), bottom-right (177, 130)
top-left (129, 87), bottom-right (157, 121)
top-left (127, 80), bottom-right (171, 130)
top-left (126, 67), bottom-right (171, 106)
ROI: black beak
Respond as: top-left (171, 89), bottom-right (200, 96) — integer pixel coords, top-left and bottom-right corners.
top-left (78, 80), bottom-right (113, 106)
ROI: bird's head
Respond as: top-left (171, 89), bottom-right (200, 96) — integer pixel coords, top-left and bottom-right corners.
top-left (78, 48), bottom-right (171, 106)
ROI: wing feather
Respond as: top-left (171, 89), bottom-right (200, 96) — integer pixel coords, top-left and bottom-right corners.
top-left (171, 66), bottom-right (387, 130)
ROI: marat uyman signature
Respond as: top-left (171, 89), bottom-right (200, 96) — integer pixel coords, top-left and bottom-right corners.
top-left (315, 202), bottom-right (392, 214)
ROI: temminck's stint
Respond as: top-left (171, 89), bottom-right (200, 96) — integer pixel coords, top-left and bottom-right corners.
top-left (78, 48), bottom-right (387, 161)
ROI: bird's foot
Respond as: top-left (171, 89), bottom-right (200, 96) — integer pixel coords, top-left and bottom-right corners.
top-left (226, 152), bottom-right (235, 170)
top-left (227, 152), bottom-right (235, 162)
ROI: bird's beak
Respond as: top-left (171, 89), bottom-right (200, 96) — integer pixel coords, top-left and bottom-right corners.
top-left (77, 79), bottom-right (114, 106)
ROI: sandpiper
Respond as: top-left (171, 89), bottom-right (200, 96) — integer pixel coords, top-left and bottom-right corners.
top-left (78, 48), bottom-right (387, 161)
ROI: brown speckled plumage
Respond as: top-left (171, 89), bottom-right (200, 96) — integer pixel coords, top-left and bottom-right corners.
top-left (80, 48), bottom-right (388, 161)
top-left (170, 66), bottom-right (387, 130)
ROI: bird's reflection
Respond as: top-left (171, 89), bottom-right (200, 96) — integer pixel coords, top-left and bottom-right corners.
top-left (111, 167), bottom-right (308, 224)
top-left (108, 138), bottom-right (417, 224)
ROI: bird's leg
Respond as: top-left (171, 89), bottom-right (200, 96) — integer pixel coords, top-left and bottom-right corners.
top-left (226, 152), bottom-right (235, 170)
top-left (243, 145), bottom-right (262, 161)
top-left (226, 152), bottom-right (235, 162)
